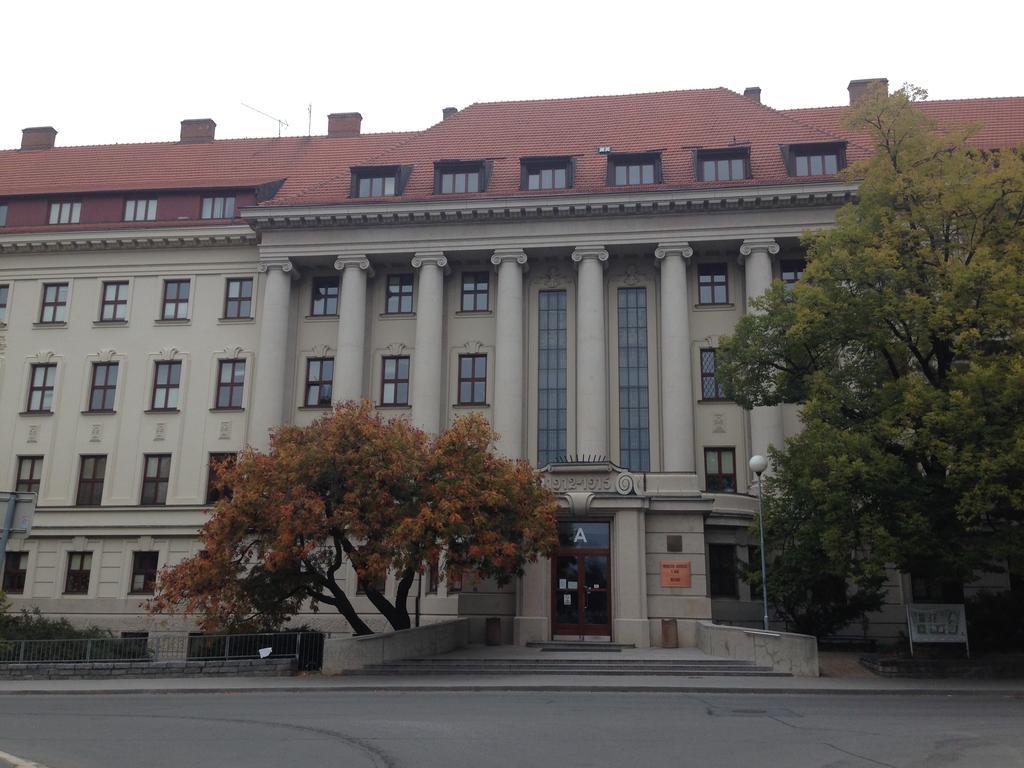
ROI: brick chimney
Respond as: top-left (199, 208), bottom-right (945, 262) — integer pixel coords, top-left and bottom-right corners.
top-left (442, 106), bottom-right (459, 120)
top-left (180, 118), bottom-right (216, 143)
top-left (327, 112), bottom-right (362, 138)
top-left (848, 78), bottom-right (888, 105)
top-left (743, 87), bottom-right (761, 104)
top-left (21, 126), bottom-right (57, 151)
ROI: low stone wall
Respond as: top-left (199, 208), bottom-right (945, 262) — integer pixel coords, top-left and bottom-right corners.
top-left (696, 621), bottom-right (819, 677)
top-left (0, 658), bottom-right (296, 680)
top-left (322, 618), bottom-right (471, 674)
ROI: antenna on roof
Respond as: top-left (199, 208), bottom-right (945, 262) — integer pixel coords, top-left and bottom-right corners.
top-left (307, 104), bottom-right (312, 137)
top-left (241, 102), bottom-right (289, 138)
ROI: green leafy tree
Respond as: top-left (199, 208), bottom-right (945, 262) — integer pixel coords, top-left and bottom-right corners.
top-left (720, 85), bottom-right (1024, 636)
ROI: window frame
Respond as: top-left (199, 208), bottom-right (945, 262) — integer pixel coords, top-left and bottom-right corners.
top-left (457, 353), bottom-right (488, 405)
top-left (780, 258), bottom-right (806, 291)
top-left (434, 161), bottom-right (488, 194)
top-left (0, 283), bottom-right (9, 324)
top-left (48, 200), bottom-right (82, 225)
top-left (0, 203), bottom-right (7, 228)
top-left (15, 456), bottom-right (43, 495)
top-left (140, 454), bottom-right (171, 506)
top-left (129, 551), bottom-right (160, 595)
top-left (459, 271), bottom-right (490, 312)
top-left (304, 357), bottom-right (334, 407)
top-left (704, 447), bottom-right (737, 493)
top-left (223, 277), bottom-right (253, 320)
top-left (351, 166), bottom-right (401, 198)
top-left (64, 551), bottom-right (92, 595)
top-left (98, 281), bottom-right (129, 323)
top-left (39, 282), bottom-right (69, 324)
top-left (200, 195), bottom-right (236, 220)
top-left (87, 361), bottom-right (119, 412)
top-left (380, 355), bottom-right (410, 406)
top-left (700, 348), bottom-right (727, 401)
top-left (607, 152), bottom-right (662, 186)
top-left (310, 276), bottom-right (340, 317)
top-left (695, 149), bottom-right (751, 182)
top-left (215, 359), bottom-right (246, 410)
top-left (520, 156), bottom-right (574, 191)
top-left (697, 263), bottom-right (729, 305)
top-left (75, 454), bottom-right (107, 506)
top-left (616, 286), bottom-right (651, 472)
top-left (2, 551), bottom-right (27, 594)
top-left (385, 274), bottom-right (414, 314)
top-left (161, 279), bottom-right (191, 320)
top-left (784, 142), bottom-right (847, 177)
top-left (27, 363), bottom-right (57, 413)
top-left (150, 360), bottom-right (182, 411)
top-left (124, 198), bottom-right (158, 222)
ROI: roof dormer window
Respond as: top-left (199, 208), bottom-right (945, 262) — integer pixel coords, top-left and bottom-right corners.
top-left (783, 143), bottom-right (846, 177)
top-left (695, 149), bottom-right (750, 182)
top-left (521, 157), bottom-right (574, 190)
top-left (352, 166), bottom-right (411, 198)
top-left (435, 161), bottom-right (489, 194)
top-left (48, 200), bottom-right (81, 225)
top-left (608, 153), bottom-right (662, 186)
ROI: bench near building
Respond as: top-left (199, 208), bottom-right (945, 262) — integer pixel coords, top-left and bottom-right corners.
top-left (1, 79), bottom-right (1021, 646)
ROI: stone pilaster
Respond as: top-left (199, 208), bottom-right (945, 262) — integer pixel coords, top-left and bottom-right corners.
top-left (490, 248), bottom-right (528, 458)
top-left (250, 258), bottom-right (298, 449)
top-left (571, 247), bottom-right (609, 458)
top-left (410, 252), bottom-right (447, 434)
top-left (655, 242), bottom-right (695, 473)
top-left (333, 256), bottom-right (373, 403)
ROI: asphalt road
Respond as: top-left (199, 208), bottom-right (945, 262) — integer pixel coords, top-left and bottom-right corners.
top-left (0, 691), bottom-right (1022, 767)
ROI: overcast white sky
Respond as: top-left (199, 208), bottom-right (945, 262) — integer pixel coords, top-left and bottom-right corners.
top-left (2, 0), bottom-right (1020, 149)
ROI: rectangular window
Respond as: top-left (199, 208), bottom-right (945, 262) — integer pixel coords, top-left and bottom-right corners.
top-left (124, 198), bottom-right (158, 222)
top-left (15, 456), bottom-right (43, 494)
top-left (781, 259), bottom-right (806, 291)
top-left (747, 545), bottom-right (762, 600)
top-left (99, 281), bottom-right (129, 322)
top-left (385, 274), bottom-right (414, 314)
top-left (88, 362), bottom-right (118, 412)
top-left (437, 162), bottom-right (484, 194)
top-left (537, 290), bottom-right (568, 466)
top-left (310, 277), bottom-right (339, 316)
top-left (355, 172), bottom-right (398, 198)
top-left (697, 264), bottom-right (728, 305)
top-left (791, 145), bottom-right (844, 177)
top-left (223, 278), bottom-right (253, 319)
top-left (910, 574), bottom-right (965, 604)
top-left (140, 454), bottom-right (171, 505)
top-left (130, 551), bottom-right (160, 594)
top-left (700, 349), bottom-right (726, 401)
top-left (709, 544), bottom-right (738, 598)
top-left (206, 452), bottom-right (237, 505)
top-left (2, 551), bottom-right (27, 594)
top-left (27, 363), bottom-right (57, 413)
top-left (151, 361), bottom-right (182, 411)
top-left (64, 552), bottom-right (92, 595)
top-left (0, 204), bottom-right (7, 227)
top-left (427, 557), bottom-right (440, 594)
top-left (304, 357), bottom-right (334, 407)
top-left (201, 196), bottom-right (236, 219)
top-left (380, 356), bottom-right (410, 406)
top-left (215, 359), bottom-right (246, 409)
top-left (48, 201), bottom-right (81, 225)
top-left (610, 154), bottom-right (660, 185)
top-left (704, 447), bottom-right (737, 493)
top-left (161, 279), bottom-right (190, 320)
top-left (0, 284), bottom-right (9, 323)
top-left (522, 158), bottom-right (572, 190)
top-left (75, 455), bottom-right (107, 506)
top-left (617, 287), bottom-right (651, 472)
top-left (458, 354), bottom-right (487, 405)
top-left (460, 271), bottom-right (489, 312)
top-left (39, 282), bottom-right (69, 323)
top-left (698, 152), bottom-right (749, 182)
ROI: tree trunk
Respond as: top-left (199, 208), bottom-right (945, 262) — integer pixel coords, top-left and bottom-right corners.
top-left (392, 568), bottom-right (417, 630)
top-left (318, 583), bottom-right (374, 636)
top-left (362, 584), bottom-right (409, 631)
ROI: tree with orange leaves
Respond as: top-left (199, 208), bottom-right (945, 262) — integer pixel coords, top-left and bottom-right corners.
top-left (149, 402), bottom-right (558, 635)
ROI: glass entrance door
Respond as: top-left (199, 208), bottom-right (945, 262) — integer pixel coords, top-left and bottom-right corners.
top-left (552, 522), bottom-right (611, 637)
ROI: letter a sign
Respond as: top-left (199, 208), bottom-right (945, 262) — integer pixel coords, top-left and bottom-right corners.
top-left (573, 527), bottom-right (588, 545)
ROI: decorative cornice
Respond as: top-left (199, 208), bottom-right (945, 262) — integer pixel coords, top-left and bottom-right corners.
top-left (490, 248), bottom-right (528, 267)
top-left (738, 237), bottom-right (780, 263)
top-left (411, 252), bottom-right (448, 269)
top-left (333, 256), bottom-right (374, 276)
top-left (0, 226), bottom-right (256, 254)
top-left (655, 241), bottom-right (694, 263)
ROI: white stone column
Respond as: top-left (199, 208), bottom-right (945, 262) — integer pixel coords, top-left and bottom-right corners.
top-left (740, 238), bottom-right (785, 467)
top-left (655, 242), bottom-right (696, 473)
top-left (411, 252), bottom-right (447, 434)
top-left (250, 259), bottom-right (297, 450)
top-left (333, 256), bottom-right (373, 403)
top-left (571, 247), bottom-right (609, 458)
top-left (491, 248), bottom-right (527, 458)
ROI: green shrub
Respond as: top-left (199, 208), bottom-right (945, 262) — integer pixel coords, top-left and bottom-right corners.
top-left (966, 590), bottom-right (1024, 654)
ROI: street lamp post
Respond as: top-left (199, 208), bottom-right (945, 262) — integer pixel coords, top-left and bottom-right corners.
top-left (749, 455), bottom-right (770, 631)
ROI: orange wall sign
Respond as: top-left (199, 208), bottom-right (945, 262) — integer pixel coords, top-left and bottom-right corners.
top-left (660, 560), bottom-right (692, 588)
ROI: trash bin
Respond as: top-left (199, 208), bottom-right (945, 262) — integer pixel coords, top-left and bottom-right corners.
top-left (661, 618), bottom-right (678, 649)
top-left (485, 617), bottom-right (502, 646)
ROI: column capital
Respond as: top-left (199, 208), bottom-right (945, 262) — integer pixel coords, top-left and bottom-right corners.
top-left (256, 258), bottom-right (301, 279)
top-left (738, 237), bottom-right (780, 263)
top-left (571, 247), bottom-right (609, 267)
top-left (333, 255), bottom-right (374, 276)
top-left (490, 248), bottom-right (528, 267)
top-left (411, 251), bottom-right (449, 270)
top-left (654, 242), bottom-right (694, 262)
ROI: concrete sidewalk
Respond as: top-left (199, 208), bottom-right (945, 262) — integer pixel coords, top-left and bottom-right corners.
top-left (0, 673), bottom-right (1022, 696)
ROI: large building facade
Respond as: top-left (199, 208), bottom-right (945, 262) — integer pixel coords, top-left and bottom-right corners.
top-left (2, 81), bottom-right (1021, 644)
